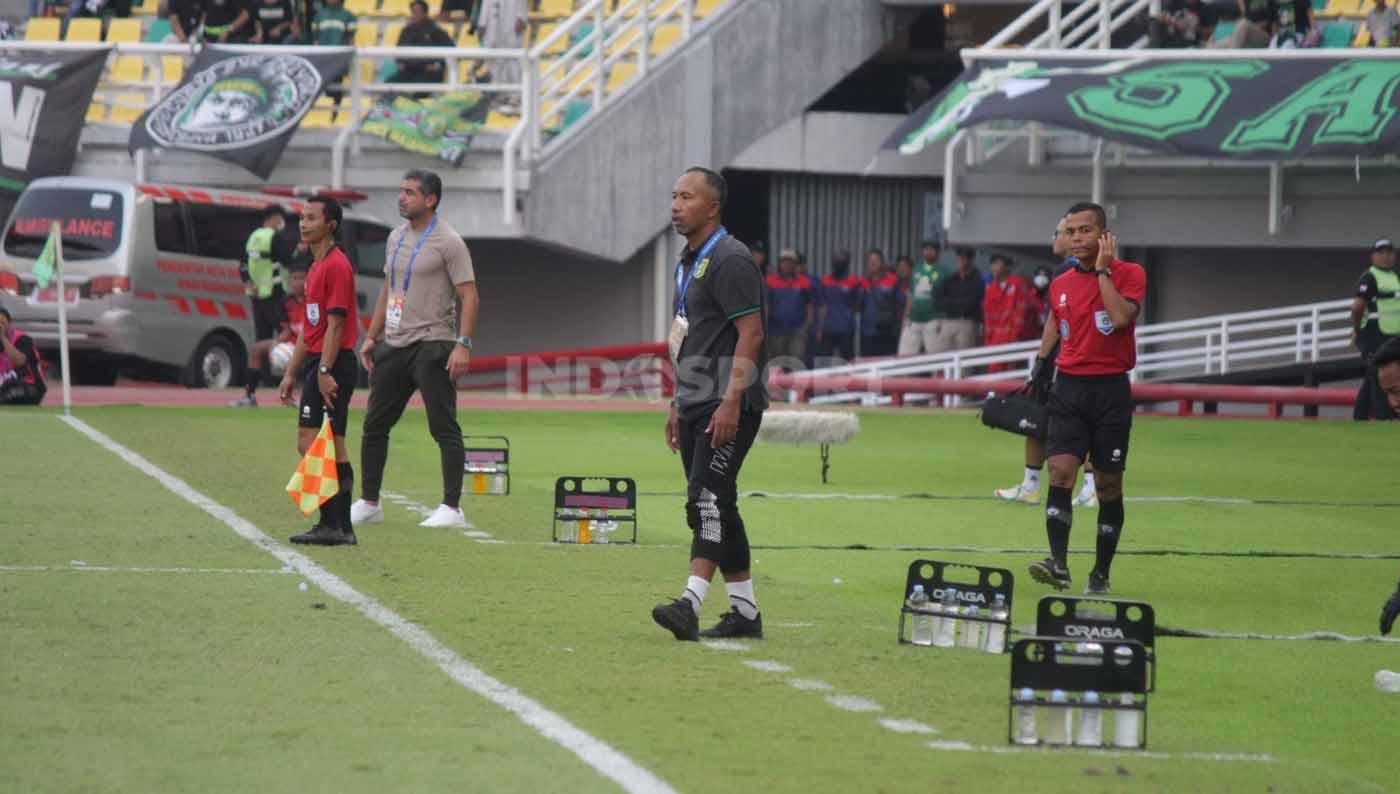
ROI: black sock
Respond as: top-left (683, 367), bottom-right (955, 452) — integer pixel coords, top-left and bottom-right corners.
top-left (1046, 486), bottom-right (1073, 565)
top-left (1095, 498), bottom-right (1125, 577)
top-left (245, 375), bottom-right (257, 398)
top-left (337, 462), bottom-right (354, 531)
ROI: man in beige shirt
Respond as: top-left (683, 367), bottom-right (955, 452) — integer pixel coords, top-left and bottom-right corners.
top-left (351, 169), bottom-right (481, 529)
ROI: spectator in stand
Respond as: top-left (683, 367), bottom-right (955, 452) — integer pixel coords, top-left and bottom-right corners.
top-left (167, 0), bottom-right (203, 42)
top-left (765, 248), bottom-right (814, 370)
top-left (1149, 0), bottom-right (1217, 47)
top-left (202, 0), bottom-right (252, 41)
top-left (392, 1), bottom-right (454, 94)
top-left (815, 249), bottom-right (862, 364)
top-left (1026, 264), bottom-right (1054, 341)
top-left (1212, 0), bottom-right (1274, 47)
top-left (0, 308), bottom-right (45, 406)
top-left (312, 0), bottom-right (355, 104)
top-left (478, 0), bottom-right (527, 111)
top-left (899, 240), bottom-right (948, 356)
top-left (894, 255), bottom-right (914, 293)
top-left (933, 247), bottom-right (984, 352)
top-left (251, 0), bottom-right (300, 43)
top-left (1366, 0), bottom-right (1400, 45)
top-left (982, 254), bottom-right (1032, 372)
top-left (751, 240), bottom-right (769, 275)
top-left (860, 248), bottom-right (903, 358)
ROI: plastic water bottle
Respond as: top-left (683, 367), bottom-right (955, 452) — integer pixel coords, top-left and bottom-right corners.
top-left (594, 509), bottom-right (614, 544)
top-left (984, 593), bottom-right (1009, 654)
top-left (959, 604), bottom-right (983, 648)
top-left (1113, 693), bottom-right (1140, 748)
top-left (934, 589), bottom-right (958, 647)
top-left (1014, 687), bottom-right (1038, 745)
top-left (1043, 689), bottom-right (1072, 745)
top-left (577, 509), bottom-right (592, 544)
top-left (907, 585), bottom-right (935, 646)
top-left (1081, 642), bottom-right (1104, 665)
top-left (1076, 691), bottom-right (1103, 746)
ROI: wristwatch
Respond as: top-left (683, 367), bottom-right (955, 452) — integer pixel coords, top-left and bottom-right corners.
top-left (456, 335), bottom-right (473, 350)
top-left (318, 364), bottom-right (331, 375)
top-left (1096, 269), bottom-right (1112, 277)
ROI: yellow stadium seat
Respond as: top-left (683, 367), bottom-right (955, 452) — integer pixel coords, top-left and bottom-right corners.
top-left (110, 54), bottom-right (146, 82)
top-left (532, 0), bottom-right (573, 19)
top-left (695, 0), bottom-right (725, 15)
top-left (25, 17), bottom-right (60, 41)
top-left (605, 25), bottom-right (641, 55)
top-left (532, 22), bottom-right (566, 54)
top-left (110, 93), bottom-right (146, 124)
top-left (66, 18), bottom-right (103, 42)
top-left (605, 60), bottom-right (636, 93)
top-left (357, 59), bottom-right (376, 84)
top-left (380, 0), bottom-right (411, 16)
top-left (346, 0), bottom-right (375, 14)
top-left (457, 58), bottom-right (480, 82)
top-left (381, 21), bottom-right (404, 44)
top-left (106, 17), bottom-right (142, 42)
top-left (485, 110), bottom-right (519, 130)
top-left (1321, 0), bottom-right (1361, 14)
top-left (301, 97), bottom-right (339, 128)
top-left (353, 21), bottom-right (378, 46)
top-left (648, 24), bottom-right (680, 55)
top-left (86, 102), bottom-right (106, 123)
top-left (160, 55), bottom-right (185, 83)
top-left (456, 27), bottom-right (479, 46)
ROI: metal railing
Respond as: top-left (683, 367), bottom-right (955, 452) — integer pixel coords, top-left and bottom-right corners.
top-left (794, 298), bottom-right (1355, 407)
top-left (983, 0), bottom-right (1158, 50)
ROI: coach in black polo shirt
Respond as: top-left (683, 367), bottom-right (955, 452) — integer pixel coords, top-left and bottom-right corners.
top-left (652, 167), bottom-right (770, 643)
top-left (934, 247), bottom-right (985, 352)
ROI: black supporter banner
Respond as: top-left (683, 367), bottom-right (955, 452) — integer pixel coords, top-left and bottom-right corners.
top-left (891, 55), bottom-right (1400, 160)
top-left (128, 46), bottom-right (354, 179)
top-left (0, 49), bottom-right (107, 196)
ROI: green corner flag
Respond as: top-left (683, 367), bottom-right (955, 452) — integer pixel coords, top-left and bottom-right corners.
top-left (32, 220), bottom-right (59, 289)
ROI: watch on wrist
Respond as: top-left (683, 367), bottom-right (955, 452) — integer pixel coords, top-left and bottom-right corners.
top-left (1096, 269), bottom-right (1112, 277)
top-left (318, 364), bottom-right (330, 375)
top-left (456, 335), bottom-right (473, 350)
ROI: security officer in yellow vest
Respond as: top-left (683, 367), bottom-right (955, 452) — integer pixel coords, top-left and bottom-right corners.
top-left (1351, 237), bottom-right (1400, 420)
top-left (241, 205), bottom-right (294, 351)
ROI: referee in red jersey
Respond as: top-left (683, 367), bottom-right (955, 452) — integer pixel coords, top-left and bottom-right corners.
top-left (278, 195), bottom-right (360, 547)
top-left (1026, 202), bottom-right (1146, 595)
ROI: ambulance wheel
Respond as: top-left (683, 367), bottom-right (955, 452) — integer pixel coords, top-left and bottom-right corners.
top-left (186, 333), bottom-right (244, 389)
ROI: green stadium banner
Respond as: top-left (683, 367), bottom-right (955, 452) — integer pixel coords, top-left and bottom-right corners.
top-left (128, 46), bottom-right (353, 179)
top-left (0, 48), bottom-right (107, 197)
top-left (890, 56), bottom-right (1400, 159)
top-left (358, 91), bottom-right (485, 168)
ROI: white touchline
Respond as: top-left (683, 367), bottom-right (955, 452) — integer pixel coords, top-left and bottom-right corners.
top-left (787, 679), bottom-right (835, 692)
top-left (926, 740), bottom-right (1276, 763)
top-left (700, 640), bottom-right (751, 652)
top-left (61, 415), bottom-right (676, 794)
top-left (742, 660), bottom-right (793, 673)
top-left (877, 718), bottom-right (937, 735)
top-left (825, 695), bottom-right (882, 713)
top-left (0, 564), bottom-right (293, 575)
top-left (383, 490), bottom-right (481, 531)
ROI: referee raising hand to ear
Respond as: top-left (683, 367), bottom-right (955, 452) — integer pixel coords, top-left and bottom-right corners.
top-left (1028, 202), bottom-right (1146, 596)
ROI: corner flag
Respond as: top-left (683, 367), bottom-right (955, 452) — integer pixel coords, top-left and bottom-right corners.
top-left (286, 418), bottom-right (340, 515)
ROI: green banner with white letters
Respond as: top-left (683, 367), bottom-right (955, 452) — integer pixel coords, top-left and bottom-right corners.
top-left (889, 56), bottom-right (1400, 159)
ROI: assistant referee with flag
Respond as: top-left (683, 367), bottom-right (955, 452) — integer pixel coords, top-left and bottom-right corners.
top-left (1026, 202), bottom-right (1146, 595)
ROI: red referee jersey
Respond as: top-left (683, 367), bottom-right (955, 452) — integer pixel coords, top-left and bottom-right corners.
top-left (303, 246), bottom-right (358, 355)
top-left (1050, 259), bottom-right (1146, 376)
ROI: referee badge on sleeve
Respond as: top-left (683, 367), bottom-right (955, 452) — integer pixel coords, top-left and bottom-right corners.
top-left (307, 303), bottom-right (321, 327)
top-left (1094, 309), bottom-right (1114, 335)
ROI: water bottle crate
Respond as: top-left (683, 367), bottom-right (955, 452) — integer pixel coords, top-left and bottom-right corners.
top-left (897, 560), bottom-right (1014, 653)
top-left (462, 435), bottom-right (511, 496)
top-left (1036, 595), bottom-right (1157, 691)
top-left (1007, 637), bottom-right (1150, 749)
top-left (552, 476), bottom-right (638, 545)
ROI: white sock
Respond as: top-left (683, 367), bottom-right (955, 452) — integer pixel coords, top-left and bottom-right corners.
top-left (682, 575), bottom-right (709, 616)
top-left (726, 579), bottom-right (758, 619)
top-left (1022, 466), bottom-right (1042, 491)
top-left (1081, 471), bottom-right (1096, 494)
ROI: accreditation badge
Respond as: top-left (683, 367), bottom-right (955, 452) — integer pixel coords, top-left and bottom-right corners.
top-left (386, 294), bottom-right (406, 331)
top-left (668, 315), bottom-right (689, 365)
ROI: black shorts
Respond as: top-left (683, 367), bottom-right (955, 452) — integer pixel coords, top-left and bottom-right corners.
top-left (298, 352), bottom-right (357, 436)
top-left (252, 290), bottom-right (286, 342)
top-left (1046, 373), bottom-right (1132, 472)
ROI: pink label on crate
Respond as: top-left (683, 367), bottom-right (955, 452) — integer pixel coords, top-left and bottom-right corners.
top-left (563, 495), bottom-right (630, 509)
top-left (465, 450), bottom-right (507, 463)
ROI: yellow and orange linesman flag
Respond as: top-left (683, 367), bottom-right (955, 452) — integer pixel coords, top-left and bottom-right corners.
top-left (286, 418), bottom-right (339, 515)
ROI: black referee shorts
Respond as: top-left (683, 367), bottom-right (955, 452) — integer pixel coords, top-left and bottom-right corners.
top-left (298, 352), bottom-right (357, 437)
top-left (1046, 373), bottom-right (1132, 472)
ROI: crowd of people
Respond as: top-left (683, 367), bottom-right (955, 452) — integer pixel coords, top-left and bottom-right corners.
top-left (1149, 0), bottom-right (1400, 47)
top-left (759, 239), bottom-right (1053, 368)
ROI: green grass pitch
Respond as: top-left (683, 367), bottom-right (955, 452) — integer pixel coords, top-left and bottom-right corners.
top-left (2, 404), bottom-right (1397, 793)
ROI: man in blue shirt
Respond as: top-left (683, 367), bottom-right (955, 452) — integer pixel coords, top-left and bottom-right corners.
top-left (815, 249), bottom-right (863, 365)
top-left (764, 248), bottom-right (812, 370)
top-left (861, 248), bottom-right (904, 357)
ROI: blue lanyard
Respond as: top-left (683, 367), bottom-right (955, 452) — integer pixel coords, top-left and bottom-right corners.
top-left (674, 226), bottom-right (726, 319)
top-left (388, 215), bottom-right (437, 294)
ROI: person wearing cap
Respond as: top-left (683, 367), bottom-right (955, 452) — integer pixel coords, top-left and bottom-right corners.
top-left (932, 247), bottom-right (984, 352)
top-left (1351, 237), bottom-right (1400, 420)
top-left (764, 248), bottom-right (814, 369)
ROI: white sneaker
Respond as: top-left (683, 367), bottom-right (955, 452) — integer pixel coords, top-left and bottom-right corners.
top-left (419, 504), bottom-right (467, 528)
top-left (1073, 489), bottom-right (1099, 508)
top-left (994, 484), bottom-right (1041, 505)
top-left (350, 499), bottom-right (384, 524)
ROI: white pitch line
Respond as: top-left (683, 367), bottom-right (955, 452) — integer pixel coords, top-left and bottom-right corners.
top-left (700, 640), bottom-right (751, 652)
top-left (787, 679), bottom-right (834, 692)
top-left (825, 695), bottom-right (883, 713)
top-left (927, 740), bottom-right (1276, 763)
top-left (0, 564), bottom-right (293, 575)
top-left (878, 718), bottom-right (938, 735)
top-left (61, 415), bottom-right (676, 794)
top-left (382, 491), bottom-right (481, 532)
top-left (742, 660), bottom-right (793, 673)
